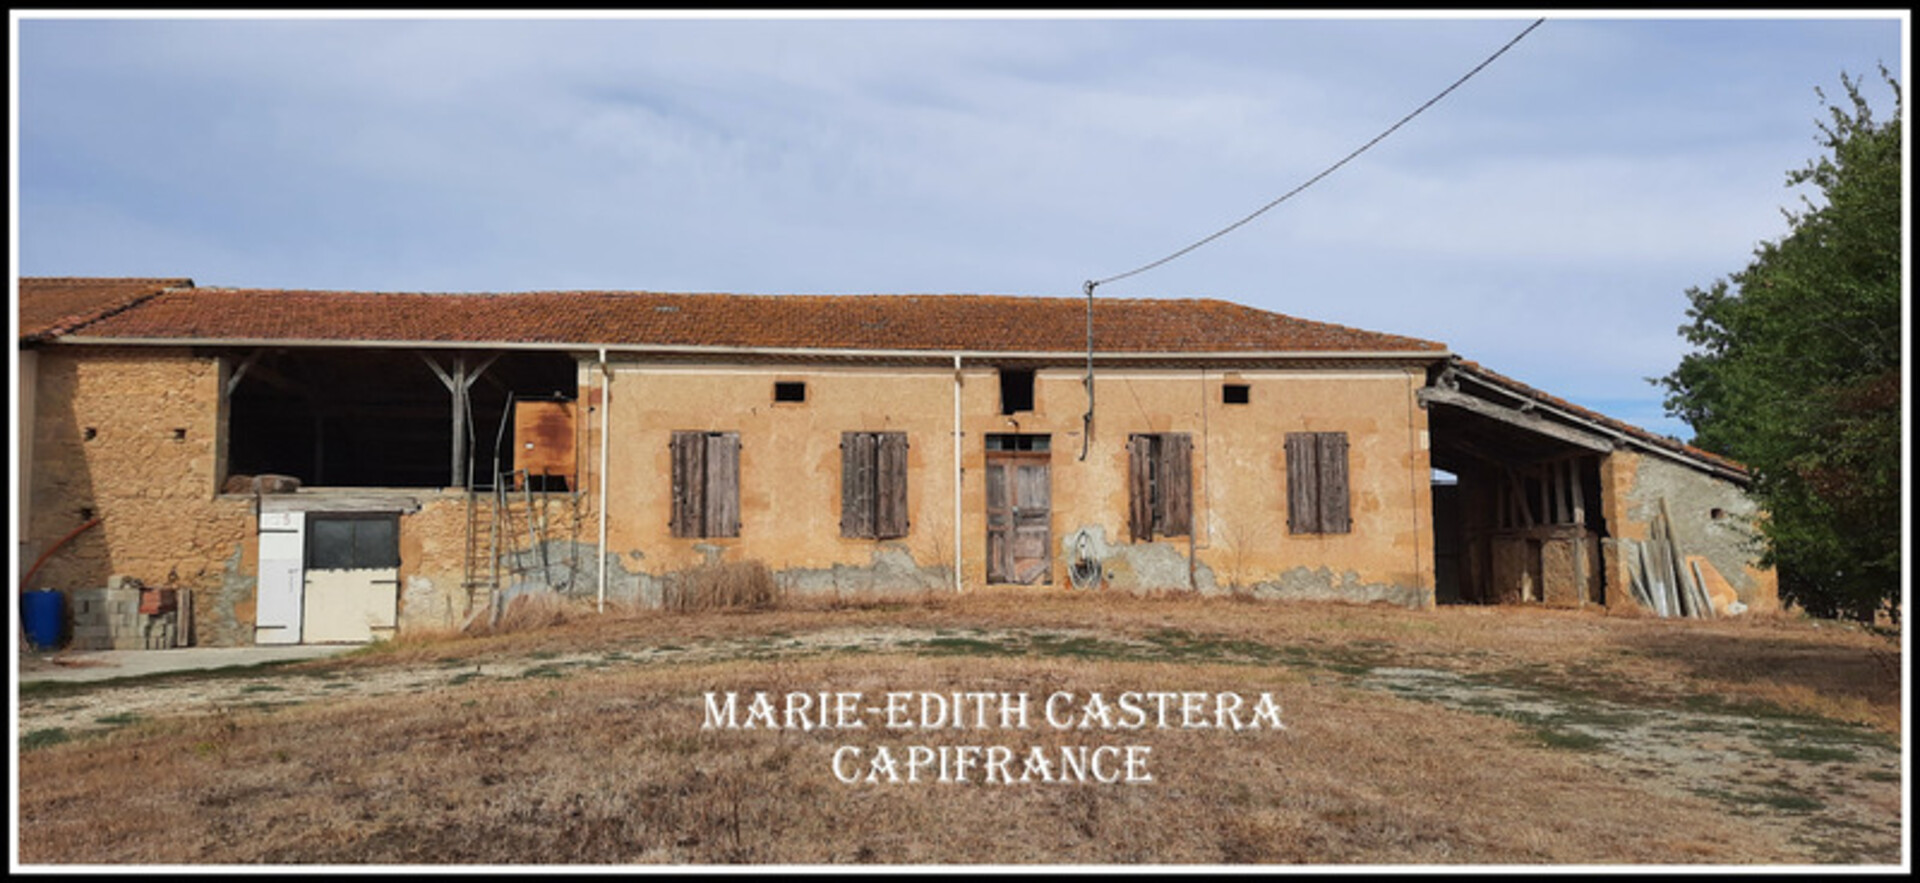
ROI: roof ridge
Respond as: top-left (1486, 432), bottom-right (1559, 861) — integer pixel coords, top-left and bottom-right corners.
top-left (21, 276), bottom-right (193, 286)
top-left (39, 281), bottom-right (1450, 354)
top-left (180, 287), bottom-right (1246, 303)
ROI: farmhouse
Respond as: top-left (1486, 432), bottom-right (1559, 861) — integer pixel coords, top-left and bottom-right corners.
top-left (16, 277), bottom-right (1778, 646)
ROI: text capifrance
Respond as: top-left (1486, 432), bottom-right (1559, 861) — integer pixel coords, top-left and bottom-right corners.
top-left (701, 690), bottom-right (1286, 785)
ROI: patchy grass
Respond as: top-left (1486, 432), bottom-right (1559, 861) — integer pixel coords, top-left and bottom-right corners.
top-left (1528, 728), bottom-right (1610, 752)
top-left (1747, 789), bottom-right (1827, 814)
top-left (17, 592), bottom-right (1901, 866)
top-left (1761, 743), bottom-right (1862, 764)
top-left (22, 728), bottom-right (72, 751)
top-left (13, 655), bottom-right (1742, 864)
top-left (16, 659), bottom-right (324, 699)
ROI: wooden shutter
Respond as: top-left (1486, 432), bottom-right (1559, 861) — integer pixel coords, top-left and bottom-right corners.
top-left (706, 432), bottom-right (740, 538)
top-left (875, 432), bottom-right (910, 539)
top-left (1127, 434), bottom-right (1154, 542)
top-left (670, 431), bottom-right (706, 538)
top-left (1317, 432), bottom-right (1350, 534)
top-left (1159, 433), bottom-right (1192, 538)
top-left (1285, 432), bottom-right (1320, 534)
top-left (840, 432), bottom-right (876, 539)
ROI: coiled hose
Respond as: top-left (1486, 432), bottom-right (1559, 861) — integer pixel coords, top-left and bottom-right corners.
top-left (1067, 529), bottom-right (1102, 591)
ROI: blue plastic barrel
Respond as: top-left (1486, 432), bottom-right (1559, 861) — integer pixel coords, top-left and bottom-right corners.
top-left (22, 590), bottom-right (65, 651)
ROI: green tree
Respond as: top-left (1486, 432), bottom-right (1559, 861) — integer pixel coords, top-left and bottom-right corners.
top-left (1660, 67), bottom-right (1903, 623)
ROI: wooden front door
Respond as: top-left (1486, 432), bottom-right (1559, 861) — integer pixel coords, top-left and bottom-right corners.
top-left (986, 449), bottom-right (1052, 585)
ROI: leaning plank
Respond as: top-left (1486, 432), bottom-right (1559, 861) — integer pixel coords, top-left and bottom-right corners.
top-left (1652, 509), bottom-right (1689, 618)
top-left (1689, 559), bottom-right (1717, 618)
top-left (1638, 539), bottom-right (1670, 618)
top-left (1572, 528), bottom-right (1588, 607)
top-left (1624, 541), bottom-right (1653, 610)
top-left (1658, 497), bottom-right (1711, 618)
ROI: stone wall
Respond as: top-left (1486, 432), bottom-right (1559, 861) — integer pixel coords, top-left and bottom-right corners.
top-left (593, 361), bottom-right (1435, 606)
top-left (1600, 449), bottom-right (1780, 613)
top-left (25, 347), bottom-right (256, 645)
top-left (25, 347), bottom-right (1446, 645)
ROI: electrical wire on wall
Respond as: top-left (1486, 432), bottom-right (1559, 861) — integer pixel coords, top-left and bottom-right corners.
top-left (1080, 279), bottom-right (1095, 460)
top-left (1075, 17), bottom-right (1546, 455)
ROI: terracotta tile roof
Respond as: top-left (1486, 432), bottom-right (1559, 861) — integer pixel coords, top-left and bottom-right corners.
top-left (1450, 357), bottom-right (1750, 478)
top-left (48, 285), bottom-right (1449, 355)
top-left (16, 277), bottom-right (193, 344)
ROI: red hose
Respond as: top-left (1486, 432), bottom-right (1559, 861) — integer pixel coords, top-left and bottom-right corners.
top-left (20, 515), bottom-right (103, 592)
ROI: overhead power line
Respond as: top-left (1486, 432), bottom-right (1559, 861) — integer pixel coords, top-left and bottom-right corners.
top-left (1075, 18), bottom-right (1546, 462)
top-left (1085, 17), bottom-right (1547, 293)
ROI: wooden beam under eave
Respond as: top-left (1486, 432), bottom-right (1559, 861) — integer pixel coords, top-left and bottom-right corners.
top-left (1418, 387), bottom-right (1615, 454)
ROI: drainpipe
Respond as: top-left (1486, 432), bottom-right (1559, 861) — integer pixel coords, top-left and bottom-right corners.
top-left (597, 348), bottom-right (611, 613)
top-left (953, 354), bottom-right (963, 594)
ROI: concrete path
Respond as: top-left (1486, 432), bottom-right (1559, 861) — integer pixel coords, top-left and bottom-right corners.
top-left (15, 644), bottom-right (359, 684)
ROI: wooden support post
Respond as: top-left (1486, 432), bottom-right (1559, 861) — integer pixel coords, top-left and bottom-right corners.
top-left (1573, 525), bottom-right (1588, 606)
top-left (1507, 467), bottom-right (1534, 529)
top-left (1557, 460), bottom-right (1572, 524)
top-left (451, 356), bottom-right (467, 488)
top-left (225, 350), bottom-right (263, 397)
top-left (1570, 459), bottom-right (1588, 605)
top-left (423, 352), bottom-right (500, 489)
top-left (1537, 465), bottom-right (1549, 528)
top-left (1548, 462), bottom-right (1561, 525)
top-left (1569, 459), bottom-right (1586, 526)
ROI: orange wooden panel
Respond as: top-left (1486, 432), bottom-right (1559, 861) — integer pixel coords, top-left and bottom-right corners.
top-left (513, 400), bottom-right (576, 485)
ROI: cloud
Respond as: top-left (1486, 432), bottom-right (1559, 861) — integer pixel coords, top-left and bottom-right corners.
top-left (14, 13), bottom-right (1906, 441)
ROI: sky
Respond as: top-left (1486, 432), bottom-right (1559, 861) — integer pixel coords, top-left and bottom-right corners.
top-left (10, 10), bottom-right (1909, 443)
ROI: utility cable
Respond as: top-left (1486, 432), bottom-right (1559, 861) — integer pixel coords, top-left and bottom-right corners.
top-left (1085, 17), bottom-right (1546, 293)
top-left (1077, 19), bottom-right (1544, 461)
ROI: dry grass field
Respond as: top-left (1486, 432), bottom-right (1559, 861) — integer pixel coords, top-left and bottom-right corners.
top-left (14, 589), bottom-right (1907, 867)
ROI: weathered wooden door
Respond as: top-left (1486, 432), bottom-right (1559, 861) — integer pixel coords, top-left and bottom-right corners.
top-left (986, 450), bottom-right (1052, 584)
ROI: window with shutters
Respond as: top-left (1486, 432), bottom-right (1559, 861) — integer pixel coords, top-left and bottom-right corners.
top-left (1285, 431), bottom-right (1351, 534)
top-left (669, 431), bottom-right (741, 538)
top-left (1127, 433), bottom-right (1192, 541)
top-left (840, 431), bottom-right (909, 539)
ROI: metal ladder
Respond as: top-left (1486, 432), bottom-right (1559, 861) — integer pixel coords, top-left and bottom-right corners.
top-left (461, 477), bottom-right (500, 621)
top-left (493, 469), bottom-right (554, 604)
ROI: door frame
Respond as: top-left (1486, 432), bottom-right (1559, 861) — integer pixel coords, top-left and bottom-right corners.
top-left (984, 441), bottom-right (1053, 586)
top-left (300, 511), bottom-right (402, 644)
